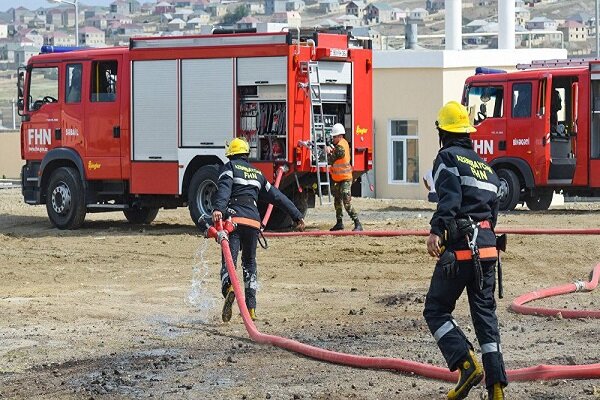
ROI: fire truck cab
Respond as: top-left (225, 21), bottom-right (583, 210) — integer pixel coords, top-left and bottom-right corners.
top-left (17, 31), bottom-right (373, 229)
top-left (463, 60), bottom-right (600, 211)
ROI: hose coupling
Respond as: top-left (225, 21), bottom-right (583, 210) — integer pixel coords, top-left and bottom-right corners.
top-left (573, 280), bottom-right (588, 292)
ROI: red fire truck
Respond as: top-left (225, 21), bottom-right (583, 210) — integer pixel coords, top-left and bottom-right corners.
top-left (17, 31), bottom-right (373, 229)
top-left (462, 60), bottom-right (600, 211)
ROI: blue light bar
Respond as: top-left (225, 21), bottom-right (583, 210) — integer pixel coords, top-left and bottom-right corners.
top-left (475, 67), bottom-right (506, 75)
top-left (40, 45), bottom-right (87, 54)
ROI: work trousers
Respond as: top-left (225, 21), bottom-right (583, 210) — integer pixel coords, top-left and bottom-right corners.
top-left (423, 257), bottom-right (508, 388)
top-left (220, 225), bottom-right (258, 310)
top-left (332, 180), bottom-right (358, 221)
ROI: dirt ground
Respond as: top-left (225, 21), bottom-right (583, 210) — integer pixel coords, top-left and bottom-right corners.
top-left (0, 187), bottom-right (599, 400)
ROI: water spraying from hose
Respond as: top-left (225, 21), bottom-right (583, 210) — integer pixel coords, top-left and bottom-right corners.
top-left (187, 240), bottom-right (217, 322)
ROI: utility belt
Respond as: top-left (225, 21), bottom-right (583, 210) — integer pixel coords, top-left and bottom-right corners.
top-left (442, 218), bottom-right (506, 297)
top-left (228, 195), bottom-right (256, 207)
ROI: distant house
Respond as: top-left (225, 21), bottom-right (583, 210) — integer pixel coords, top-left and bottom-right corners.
top-left (264, 0), bottom-right (287, 15)
top-left (118, 23), bottom-right (145, 36)
top-left (365, 3), bottom-right (394, 24)
top-left (336, 14), bottom-right (361, 27)
top-left (526, 16), bottom-right (558, 31)
top-left (79, 26), bottom-right (106, 47)
top-left (28, 15), bottom-right (46, 29)
top-left (0, 24), bottom-right (8, 39)
top-left (270, 11), bottom-right (301, 27)
top-left (204, 3), bottom-right (228, 18)
top-left (18, 29), bottom-right (44, 48)
top-left (44, 31), bottom-right (76, 46)
top-left (46, 8), bottom-right (63, 27)
top-left (110, 1), bottom-right (136, 16)
top-left (515, 6), bottom-right (531, 26)
top-left (465, 19), bottom-right (488, 33)
top-left (167, 17), bottom-right (186, 30)
top-left (174, 8), bottom-right (194, 21)
top-left (346, 1), bottom-right (366, 18)
top-left (236, 16), bottom-right (260, 30)
top-left (13, 7), bottom-right (36, 25)
top-left (392, 8), bottom-right (409, 22)
top-left (319, 0), bottom-right (341, 14)
top-left (154, 2), bottom-right (175, 15)
top-left (286, 0), bottom-right (305, 12)
top-left (408, 8), bottom-right (429, 22)
top-left (426, 0), bottom-right (445, 13)
top-left (188, 11), bottom-right (210, 26)
top-left (87, 15), bottom-right (108, 30)
top-left (559, 20), bottom-right (587, 43)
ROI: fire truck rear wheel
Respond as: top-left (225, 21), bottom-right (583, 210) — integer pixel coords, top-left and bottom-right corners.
top-left (188, 165), bottom-right (219, 228)
top-left (525, 190), bottom-right (553, 211)
top-left (45, 167), bottom-right (86, 230)
top-left (496, 168), bottom-right (520, 211)
top-left (123, 207), bottom-right (159, 224)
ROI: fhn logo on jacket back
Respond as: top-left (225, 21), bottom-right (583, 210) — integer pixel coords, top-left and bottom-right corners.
top-left (27, 128), bottom-right (51, 153)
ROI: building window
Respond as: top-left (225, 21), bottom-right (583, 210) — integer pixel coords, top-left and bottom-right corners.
top-left (389, 120), bottom-right (419, 183)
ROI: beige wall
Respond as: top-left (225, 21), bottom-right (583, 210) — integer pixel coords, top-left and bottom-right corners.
top-left (0, 131), bottom-right (23, 179)
top-left (373, 67), bottom-right (443, 199)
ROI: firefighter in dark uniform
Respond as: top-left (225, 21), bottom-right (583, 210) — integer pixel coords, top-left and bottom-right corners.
top-left (212, 138), bottom-right (305, 322)
top-left (423, 101), bottom-right (508, 400)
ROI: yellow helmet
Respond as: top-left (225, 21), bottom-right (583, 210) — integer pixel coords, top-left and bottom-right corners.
top-left (436, 101), bottom-right (476, 134)
top-left (225, 137), bottom-right (250, 157)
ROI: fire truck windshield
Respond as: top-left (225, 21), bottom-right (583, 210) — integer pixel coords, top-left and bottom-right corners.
top-left (28, 66), bottom-right (59, 111)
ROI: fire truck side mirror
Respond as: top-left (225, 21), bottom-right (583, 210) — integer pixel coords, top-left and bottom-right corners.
top-left (571, 82), bottom-right (579, 135)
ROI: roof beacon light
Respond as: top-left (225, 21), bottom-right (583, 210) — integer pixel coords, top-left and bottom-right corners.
top-left (40, 45), bottom-right (86, 54)
top-left (475, 67), bottom-right (506, 75)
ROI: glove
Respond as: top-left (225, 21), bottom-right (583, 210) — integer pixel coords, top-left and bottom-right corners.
top-left (437, 250), bottom-right (458, 279)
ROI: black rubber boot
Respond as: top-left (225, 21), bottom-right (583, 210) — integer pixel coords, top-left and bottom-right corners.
top-left (330, 220), bottom-right (344, 231)
top-left (447, 350), bottom-right (483, 400)
top-left (222, 286), bottom-right (235, 322)
top-left (353, 219), bottom-right (363, 232)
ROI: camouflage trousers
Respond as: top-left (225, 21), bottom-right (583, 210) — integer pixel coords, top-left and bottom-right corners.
top-left (332, 180), bottom-right (359, 221)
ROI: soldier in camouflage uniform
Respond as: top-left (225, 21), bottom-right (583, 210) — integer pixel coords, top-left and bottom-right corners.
top-left (326, 123), bottom-right (363, 231)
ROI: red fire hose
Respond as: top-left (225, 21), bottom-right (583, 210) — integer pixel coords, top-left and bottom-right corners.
top-left (260, 166), bottom-right (285, 230)
top-left (511, 262), bottom-right (600, 319)
top-left (206, 222), bottom-right (600, 382)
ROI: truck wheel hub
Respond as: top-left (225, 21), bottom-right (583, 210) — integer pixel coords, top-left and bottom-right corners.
top-left (51, 183), bottom-right (71, 214)
top-left (196, 180), bottom-right (216, 215)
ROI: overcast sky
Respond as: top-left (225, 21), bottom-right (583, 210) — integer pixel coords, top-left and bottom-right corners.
top-left (3, 0), bottom-right (113, 11)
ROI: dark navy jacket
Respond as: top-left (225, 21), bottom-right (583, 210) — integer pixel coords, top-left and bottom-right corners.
top-left (429, 137), bottom-right (500, 250)
top-left (212, 158), bottom-right (303, 228)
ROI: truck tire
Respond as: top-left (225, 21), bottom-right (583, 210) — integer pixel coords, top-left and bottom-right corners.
top-left (262, 189), bottom-right (308, 231)
top-left (46, 166), bottom-right (86, 230)
top-left (525, 191), bottom-right (553, 211)
top-left (496, 169), bottom-right (520, 211)
top-left (188, 165), bottom-right (219, 228)
top-left (123, 207), bottom-right (159, 224)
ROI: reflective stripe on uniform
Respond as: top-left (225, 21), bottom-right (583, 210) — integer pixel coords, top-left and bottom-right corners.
top-left (433, 163), bottom-right (459, 184)
top-left (455, 247), bottom-right (497, 261)
top-left (481, 342), bottom-right (500, 354)
top-left (232, 177), bottom-right (261, 189)
top-left (219, 170), bottom-right (233, 179)
top-left (434, 163), bottom-right (498, 194)
top-left (265, 181), bottom-right (272, 191)
top-left (460, 176), bottom-right (498, 194)
top-left (231, 216), bottom-right (261, 229)
top-left (433, 319), bottom-right (458, 342)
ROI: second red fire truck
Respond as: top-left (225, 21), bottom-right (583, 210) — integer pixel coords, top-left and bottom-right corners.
top-left (18, 30), bottom-right (373, 229)
top-left (463, 60), bottom-right (600, 211)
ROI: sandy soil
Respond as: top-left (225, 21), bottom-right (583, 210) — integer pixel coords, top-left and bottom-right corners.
top-left (0, 187), bottom-right (599, 399)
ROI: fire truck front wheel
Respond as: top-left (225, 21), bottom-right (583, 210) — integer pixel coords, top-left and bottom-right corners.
top-left (496, 168), bottom-right (520, 211)
top-left (188, 165), bottom-right (219, 228)
top-left (525, 190), bottom-right (553, 211)
top-left (45, 167), bottom-right (86, 230)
